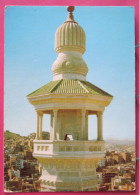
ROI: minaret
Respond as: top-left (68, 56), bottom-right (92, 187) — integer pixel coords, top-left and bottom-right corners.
top-left (27, 6), bottom-right (113, 192)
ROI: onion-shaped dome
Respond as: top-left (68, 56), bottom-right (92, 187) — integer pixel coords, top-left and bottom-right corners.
top-left (55, 22), bottom-right (86, 54)
top-left (52, 6), bottom-right (88, 79)
top-left (52, 51), bottom-right (88, 77)
top-left (55, 7), bottom-right (86, 54)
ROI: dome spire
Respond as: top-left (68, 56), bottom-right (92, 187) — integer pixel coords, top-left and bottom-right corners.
top-left (52, 6), bottom-right (88, 81)
top-left (66, 6), bottom-right (75, 21)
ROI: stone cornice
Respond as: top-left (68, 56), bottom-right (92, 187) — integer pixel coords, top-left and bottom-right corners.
top-left (33, 152), bottom-right (105, 159)
top-left (27, 93), bottom-right (112, 102)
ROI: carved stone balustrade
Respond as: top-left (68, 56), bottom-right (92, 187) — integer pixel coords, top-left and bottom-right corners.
top-left (33, 140), bottom-right (105, 158)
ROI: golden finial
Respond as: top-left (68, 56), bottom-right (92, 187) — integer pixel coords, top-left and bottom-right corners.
top-left (66, 6), bottom-right (75, 21)
top-left (67, 6), bottom-right (75, 12)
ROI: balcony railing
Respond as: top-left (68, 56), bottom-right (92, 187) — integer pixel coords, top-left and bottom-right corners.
top-left (33, 140), bottom-right (105, 156)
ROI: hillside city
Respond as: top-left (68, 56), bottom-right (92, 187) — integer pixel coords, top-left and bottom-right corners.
top-left (4, 130), bottom-right (135, 192)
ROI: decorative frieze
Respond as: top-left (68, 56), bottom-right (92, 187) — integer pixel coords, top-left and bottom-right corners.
top-left (40, 178), bottom-right (97, 190)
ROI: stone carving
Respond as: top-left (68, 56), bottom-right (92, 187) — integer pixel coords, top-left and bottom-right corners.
top-left (41, 146), bottom-right (44, 151)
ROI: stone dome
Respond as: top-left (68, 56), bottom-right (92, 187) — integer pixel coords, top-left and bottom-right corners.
top-left (52, 6), bottom-right (88, 81)
top-left (55, 21), bottom-right (86, 54)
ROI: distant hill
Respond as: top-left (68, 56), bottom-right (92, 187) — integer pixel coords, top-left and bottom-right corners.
top-left (105, 138), bottom-right (135, 145)
top-left (4, 130), bottom-right (50, 140)
top-left (28, 132), bottom-right (36, 139)
top-left (4, 130), bottom-right (22, 140)
top-left (4, 130), bottom-right (134, 144)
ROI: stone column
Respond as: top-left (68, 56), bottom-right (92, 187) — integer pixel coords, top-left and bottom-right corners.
top-left (85, 111), bottom-right (88, 140)
top-left (81, 109), bottom-right (86, 140)
top-left (52, 109), bottom-right (58, 140)
top-left (39, 113), bottom-right (43, 140)
top-left (50, 113), bottom-right (53, 140)
top-left (36, 112), bottom-right (43, 140)
top-left (97, 111), bottom-right (103, 141)
top-left (36, 112), bottom-right (40, 140)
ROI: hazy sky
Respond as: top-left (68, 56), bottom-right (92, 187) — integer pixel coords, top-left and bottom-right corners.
top-left (4, 6), bottom-right (135, 140)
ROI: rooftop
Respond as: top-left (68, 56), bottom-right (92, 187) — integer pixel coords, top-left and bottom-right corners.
top-left (27, 79), bottom-right (113, 98)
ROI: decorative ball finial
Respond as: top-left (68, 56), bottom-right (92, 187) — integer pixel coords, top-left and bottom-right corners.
top-left (66, 6), bottom-right (75, 21)
top-left (67, 6), bottom-right (75, 13)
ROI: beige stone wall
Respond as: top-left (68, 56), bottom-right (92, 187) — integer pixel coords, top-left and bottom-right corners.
top-left (50, 109), bottom-right (89, 140)
top-left (39, 158), bottom-right (100, 191)
top-left (50, 110), bottom-right (88, 140)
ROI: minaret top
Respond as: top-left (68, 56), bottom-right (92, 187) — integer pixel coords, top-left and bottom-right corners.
top-left (54, 6), bottom-right (86, 54)
top-left (66, 6), bottom-right (75, 21)
top-left (52, 6), bottom-right (88, 80)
